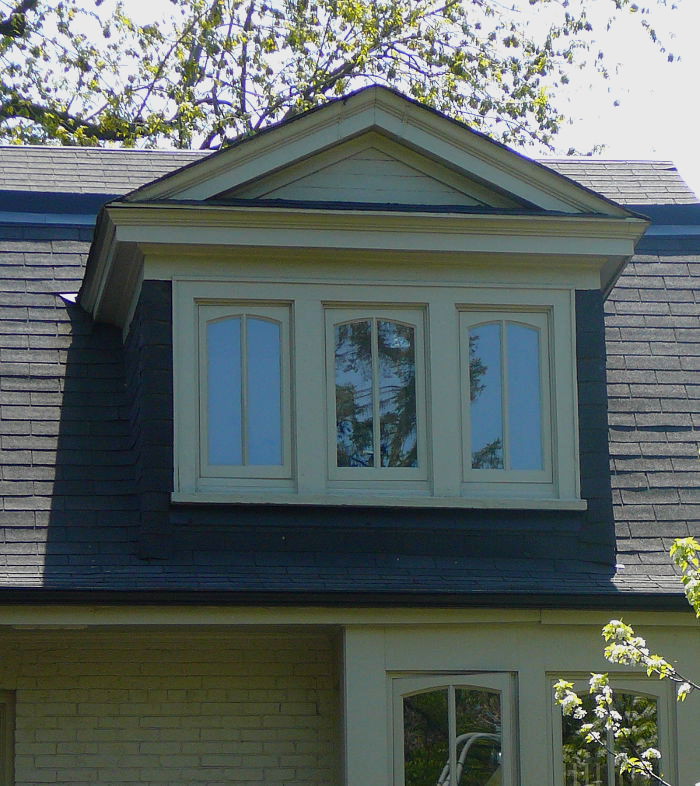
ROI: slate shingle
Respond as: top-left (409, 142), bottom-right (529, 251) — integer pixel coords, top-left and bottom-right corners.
top-left (0, 147), bottom-right (697, 601)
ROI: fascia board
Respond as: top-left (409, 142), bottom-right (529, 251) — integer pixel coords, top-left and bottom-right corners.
top-left (124, 88), bottom-right (634, 217)
top-left (107, 203), bottom-right (647, 247)
top-left (79, 211), bottom-right (116, 317)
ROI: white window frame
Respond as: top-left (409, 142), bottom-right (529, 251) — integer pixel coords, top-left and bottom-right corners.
top-left (392, 672), bottom-right (516, 786)
top-left (198, 303), bottom-right (293, 482)
top-left (550, 677), bottom-right (676, 786)
top-left (460, 308), bottom-right (554, 496)
top-left (325, 306), bottom-right (428, 488)
top-left (174, 279), bottom-right (581, 507)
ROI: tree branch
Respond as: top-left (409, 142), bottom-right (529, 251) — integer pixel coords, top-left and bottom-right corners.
top-left (0, 0), bottom-right (38, 38)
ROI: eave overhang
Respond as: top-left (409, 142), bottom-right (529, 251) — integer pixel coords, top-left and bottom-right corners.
top-left (80, 201), bottom-right (649, 328)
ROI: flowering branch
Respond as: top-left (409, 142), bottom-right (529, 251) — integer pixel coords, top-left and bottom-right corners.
top-left (554, 537), bottom-right (700, 785)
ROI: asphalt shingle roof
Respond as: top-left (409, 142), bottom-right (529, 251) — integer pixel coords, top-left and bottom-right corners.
top-left (1, 146), bottom-right (697, 206)
top-left (0, 146), bottom-right (697, 604)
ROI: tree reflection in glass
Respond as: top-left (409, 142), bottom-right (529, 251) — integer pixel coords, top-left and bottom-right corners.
top-left (562, 692), bottom-right (658, 786)
top-left (469, 324), bottom-right (504, 469)
top-left (335, 318), bottom-right (417, 468)
top-left (335, 321), bottom-right (374, 467)
top-left (404, 687), bottom-right (502, 786)
top-left (404, 689), bottom-right (449, 786)
top-left (378, 320), bottom-right (417, 467)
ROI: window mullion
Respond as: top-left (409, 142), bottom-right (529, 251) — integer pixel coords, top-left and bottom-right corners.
top-left (371, 318), bottom-right (380, 470)
top-left (607, 727), bottom-right (616, 785)
top-left (501, 320), bottom-right (510, 471)
top-left (241, 315), bottom-right (249, 466)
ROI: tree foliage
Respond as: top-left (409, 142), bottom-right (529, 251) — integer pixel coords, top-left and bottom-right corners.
top-left (0, 0), bottom-right (681, 149)
top-left (555, 537), bottom-right (700, 786)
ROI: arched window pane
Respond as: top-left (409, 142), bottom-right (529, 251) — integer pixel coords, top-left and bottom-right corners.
top-left (247, 318), bottom-right (282, 465)
top-left (403, 690), bottom-right (448, 786)
top-left (335, 321), bottom-right (374, 467)
top-left (469, 324), bottom-right (504, 469)
top-left (455, 688), bottom-right (502, 785)
top-left (208, 317), bottom-right (242, 465)
top-left (507, 323), bottom-right (542, 470)
top-left (378, 320), bottom-right (417, 468)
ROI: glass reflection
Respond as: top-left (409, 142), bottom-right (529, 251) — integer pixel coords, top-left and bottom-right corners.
top-left (404, 690), bottom-right (449, 786)
top-left (335, 321), bottom-right (374, 467)
top-left (507, 324), bottom-right (542, 470)
top-left (469, 324), bottom-right (503, 469)
top-left (378, 320), bottom-right (417, 467)
top-left (454, 688), bottom-right (502, 786)
top-left (247, 318), bottom-right (282, 465)
top-left (562, 693), bottom-right (658, 786)
top-left (208, 317), bottom-right (242, 465)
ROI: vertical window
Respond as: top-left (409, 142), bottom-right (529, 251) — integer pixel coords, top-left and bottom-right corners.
top-left (393, 674), bottom-right (513, 786)
top-left (561, 691), bottom-right (659, 785)
top-left (199, 304), bottom-right (291, 480)
top-left (327, 309), bottom-right (426, 480)
top-left (461, 311), bottom-right (551, 483)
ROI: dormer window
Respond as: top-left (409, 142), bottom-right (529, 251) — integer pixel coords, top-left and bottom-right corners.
top-left (462, 310), bottom-right (551, 485)
top-left (328, 307), bottom-right (426, 482)
top-left (173, 278), bottom-right (581, 509)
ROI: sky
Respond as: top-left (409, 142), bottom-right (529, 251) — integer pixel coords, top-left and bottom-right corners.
top-left (536, 0), bottom-right (700, 197)
top-left (119, 0), bottom-right (700, 197)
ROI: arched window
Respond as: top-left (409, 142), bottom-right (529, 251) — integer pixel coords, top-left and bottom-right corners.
top-left (393, 674), bottom-right (514, 786)
top-left (199, 304), bottom-right (291, 482)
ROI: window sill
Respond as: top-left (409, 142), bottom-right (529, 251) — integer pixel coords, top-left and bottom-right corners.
top-left (171, 492), bottom-right (587, 511)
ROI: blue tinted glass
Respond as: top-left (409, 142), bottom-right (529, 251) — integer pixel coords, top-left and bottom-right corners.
top-left (507, 323), bottom-right (542, 470)
top-left (469, 323), bottom-right (503, 469)
top-left (247, 318), bottom-right (282, 465)
top-left (208, 317), bottom-right (242, 465)
top-left (378, 320), bottom-right (417, 468)
top-left (335, 321), bottom-right (374, 467)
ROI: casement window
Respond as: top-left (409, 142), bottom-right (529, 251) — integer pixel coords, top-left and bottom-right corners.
top-left (461, 309), bottom-right (552, 493)
top-left (552, 679), bottom-right (674, 786)
top-left (392, 673), bottom-right (515, 786)
top-left (327, 307), bottom-right (426, 482)
top-left (195, 302), bottom-right (293, 489)
top-left (0, 691), bottom-right (14, 786)
top-left (174, 280), bottom-right (580, 507)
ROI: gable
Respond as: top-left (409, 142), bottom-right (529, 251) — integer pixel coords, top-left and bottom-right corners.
top-left (124, 86), bottom-right (635, 217)
top-left (224, 133), bottom-right (522, 208)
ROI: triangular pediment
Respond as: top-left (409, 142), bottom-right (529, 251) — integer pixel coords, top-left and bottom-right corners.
top-left (222, 133), bottom-right (521, 208)
top-left (124, 86), bottom-right (634, 218)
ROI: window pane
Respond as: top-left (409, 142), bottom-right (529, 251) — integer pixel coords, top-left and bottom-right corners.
top-left (562, 693), bottom-right (608, 785)
top-left (507, 323), bottom-right (543, 470)
top-left (469, 324), bottom-right (503, 469)
top-left (335, 321), bottom-right (374, 467)
top-left (562, 692), bottom-right (659, 786)
top-left (378, 320), bottom-right (417, 468)
top-left (455, 688), bottom-right (502, 786)
top-left (208, 317), bottom-right (242, 465)
top-left (614, 694), bottom-right (659, 786)
top-left (247, 318), bottom-right (282, 465)
top-left (404, 689), bottom-right (449, 786)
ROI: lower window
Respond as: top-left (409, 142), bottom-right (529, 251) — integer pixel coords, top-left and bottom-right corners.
top-left (553, 678), bottom-right (673, 786)
top-left (393, 673), bottom-right (514, 786)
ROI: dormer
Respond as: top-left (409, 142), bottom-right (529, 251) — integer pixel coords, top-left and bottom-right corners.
top-left (80, 86), bottom-right (648, 514)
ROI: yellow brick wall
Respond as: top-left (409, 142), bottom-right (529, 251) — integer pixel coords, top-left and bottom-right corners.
top-left (2, 630), bottom-right (340, 785)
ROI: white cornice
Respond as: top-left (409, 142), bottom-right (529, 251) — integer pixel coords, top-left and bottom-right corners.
top-left (79, 201), bottom-right (648, 329)
top-left (124, 87), bottom-right (635, 217)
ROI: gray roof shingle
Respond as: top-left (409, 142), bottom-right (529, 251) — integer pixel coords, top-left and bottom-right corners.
top-left (0, 144), bottom-right (697, 603)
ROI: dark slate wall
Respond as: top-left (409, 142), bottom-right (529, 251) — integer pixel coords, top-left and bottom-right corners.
top-left (125, 281), bottom-right (615, 570)
top-left (124, 280), bottom-right (175, 557)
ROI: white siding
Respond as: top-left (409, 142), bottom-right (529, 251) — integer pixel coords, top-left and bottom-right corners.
top-left (259, 148), bottom-right (484, 205)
